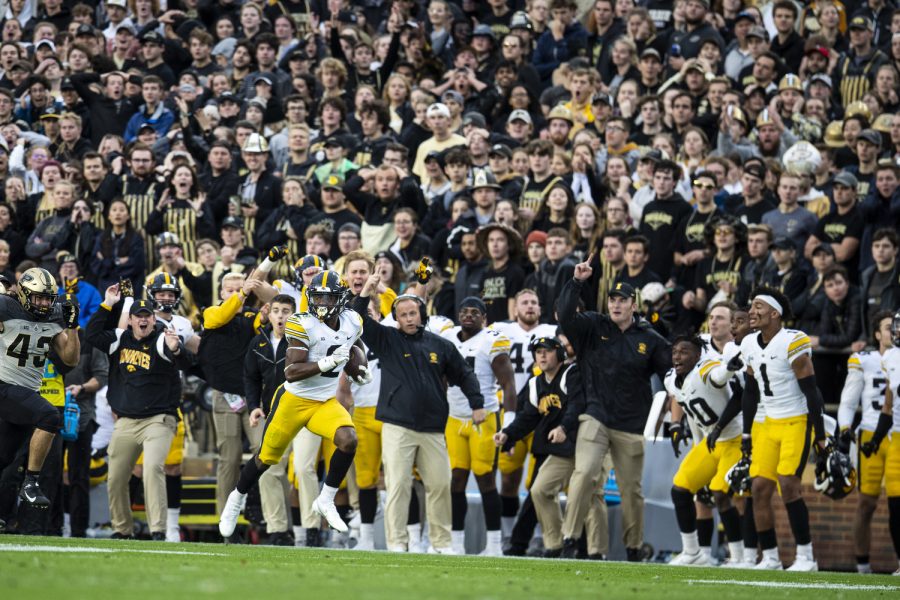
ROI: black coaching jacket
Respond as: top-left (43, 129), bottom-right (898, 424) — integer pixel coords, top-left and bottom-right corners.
top-left (350, 295), bottom-right (484, 433)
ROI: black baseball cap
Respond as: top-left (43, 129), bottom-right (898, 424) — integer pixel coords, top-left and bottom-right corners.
top-left (222, 215), bottom-right (244, 229)
top-left (609, 282), bottom-right (636, 299)
top-left (130, 299), bottom-right (154, 316)
top-left (771, 237), bottom-right (796, 251)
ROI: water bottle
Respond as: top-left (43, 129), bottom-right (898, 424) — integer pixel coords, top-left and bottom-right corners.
top-left (60, 392), bottom-right (80, 442)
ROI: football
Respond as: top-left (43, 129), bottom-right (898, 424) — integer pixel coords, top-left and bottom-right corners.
top-left (343, 345), bottom-right (368, 380)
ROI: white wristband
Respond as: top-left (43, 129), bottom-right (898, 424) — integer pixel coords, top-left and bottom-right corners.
top-left (259, 258), bottom-right (275, 273)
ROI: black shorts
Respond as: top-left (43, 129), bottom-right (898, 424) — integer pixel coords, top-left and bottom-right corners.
top-left (0, 382), bottom-right (60, 433)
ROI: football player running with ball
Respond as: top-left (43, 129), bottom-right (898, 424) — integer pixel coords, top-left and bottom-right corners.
top-left (737, 288), bottom-right (827, 571)
top-left (219, 271), bottom-right (372, 539)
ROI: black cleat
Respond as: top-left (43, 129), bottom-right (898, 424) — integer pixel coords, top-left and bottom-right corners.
top-left (543, 547), bottom-right (563, 558)
top-left (306, 527), bottom-right (321, 547)
top-left (20, 479), bottom-right (50, 507)
top-left (503, 543), bottom-right (528, 556)
top-left (626, 547), bottom-right (641, 562)
top-left (560, 538), bottom-right (578, 559)
top-left (150, 532), bottom-right (166, 541)
top-left (268, 531), bottom-right (294, 546)
top-left (110, 532), bottom-right (134, 540)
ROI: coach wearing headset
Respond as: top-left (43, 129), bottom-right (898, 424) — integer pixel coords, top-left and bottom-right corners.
top-left (353, 274), bottom-right (484, 554)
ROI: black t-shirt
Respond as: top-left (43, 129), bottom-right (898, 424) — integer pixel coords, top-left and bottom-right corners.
top-left (615, 267), bottom-right (662, 290)
top-left (638, 194), bottom-right (693, 281)
top-left (732, 196), bottom-right (777, 225)
top-left (673, 207), bottom-right (720, 287)
top-left (694, 253), bottom-right (746, 301)
top-left (480, 261), bottom-right (525, 325)
top-left (814, 205), bottom-right (864, 281)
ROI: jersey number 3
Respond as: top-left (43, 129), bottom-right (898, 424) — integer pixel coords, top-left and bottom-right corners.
top-left (7, 333), bottom-right (52, 368)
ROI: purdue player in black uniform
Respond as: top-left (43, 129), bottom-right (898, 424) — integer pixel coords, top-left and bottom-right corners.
top-left (0, 268), bottom-right (80, 508)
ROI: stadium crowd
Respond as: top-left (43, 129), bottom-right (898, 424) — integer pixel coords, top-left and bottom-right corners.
top-left (0, 0), bottom-right (898, 575)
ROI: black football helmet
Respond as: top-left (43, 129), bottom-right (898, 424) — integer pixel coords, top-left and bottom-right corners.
top-left (147, 272), bottom-right (182, 313)
top-left (725, 456), bottom-right (752, 496)
top-left (814, 444), bottom-right (857, 500)
top-left (294, 254), bottom-right (325, 288)
top-left (306, 270), bottom-right (349, 322)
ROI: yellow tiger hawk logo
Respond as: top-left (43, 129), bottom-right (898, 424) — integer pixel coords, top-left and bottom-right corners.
top-left (538, 394), bottom-right (561, 415)
top-left (637, 342), bottom-right (647, 354)
top-left (429, 352), bottom-right (438, 364)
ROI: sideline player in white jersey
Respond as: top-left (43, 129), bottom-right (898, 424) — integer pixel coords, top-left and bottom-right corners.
top-left (859, 311), bottom-right (900, 575)
top-left (219, 270), bottom-right (372, 539)
top-left (665, 335), bottom-right (746, 567)
top-left (0, 268), bottom-right (80, 512)
top-left (838, 310), bottom-right (894, 574)
top-left (489, 289), bottom-right (557, 541)
top-left (738, 288), bottom-right (827, 572)
top-left (124, 273), bottom-right (200, 542)
top-left (441, 296), bottom-right (517, 556)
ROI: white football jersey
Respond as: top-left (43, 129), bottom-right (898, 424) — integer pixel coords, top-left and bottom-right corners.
top-left (839, 351), bottom-right (888, 432)
top-left (350, 340), bottom-right (381, 408)
top-left (723, 339), bottom-right (766, 422)
top-left (681, 359), bottom-right (742, 440)
top-left (880, 346), bottom-right (900, 432)
top-left (273, 280), bottom-right (306, 312)
top-left (699, 334), bottom-right (729, 361)
top-left (442, 326), bottom-right (509, 418)
top-left (284, 309), bottom-right (363, 401)
top-left (490, 321), bottom-right (558, 394)
top-left (0, 295), bottom-right (64, 390)
top-left (739, 328), bottom-right (811, 420)
top-left (157, 313), bottom-right (196, 344)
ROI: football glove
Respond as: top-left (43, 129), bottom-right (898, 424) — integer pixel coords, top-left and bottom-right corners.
top-left (740, 435), bottom-right (752, 458)
top-left (415, 257), bottom-right (434, 284)
top-left (706, 424), bottom-right (722, 452)
top-left (317, 345), bottom-right (350, 373)
top-left (351, 365), bottom-right (374, 386)
top-left (62, 301), bottom-right (80, 329)
top-left (860, 438), bottom-right (881, 458)
top-left (670, 421), bottom-right (688, 458)
top-left (268, 245), bottom-right (288, 261)
top-left (837, 428), bottom-right (854, 454)
top-left (118, 277), bottom-right (134, 298)
top-left (725, 352), bottom-right (743, 372)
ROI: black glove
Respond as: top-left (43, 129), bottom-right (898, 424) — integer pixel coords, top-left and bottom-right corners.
top-left (670, 422), bottom-right (687, 458)
top-left (740, 435), bottom-right (752, 458)
top-left (726, 352), bottom-right (743, 372)
top-left (62, 301), bottom-right (80, 329)
top-left (268, 245), bottom-right (288, 261)
top-left (837, 428), bottom-right (854, 454)
top-left (118, 277), bottom-right (134, 298)
top-left (415, 257), bottom-right (433, 285)
top-left (815, 440), bottom-right (832, 470)
top-left (860, 438), bottom-right (881, 457)
top-left (706, 425), bottom-right (722, 452)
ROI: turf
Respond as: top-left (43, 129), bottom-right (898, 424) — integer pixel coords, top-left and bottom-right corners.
top-left (1, 536), bottom-right (898, 599)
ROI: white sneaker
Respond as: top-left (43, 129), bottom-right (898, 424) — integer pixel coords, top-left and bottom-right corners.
top-left (311, 496), bottom-right (349, 533)
top-left (427, 545), bottom-right (460, 555)
top-left (892, 566), bottom-right (900, 576)
top-left (218, 489), bottom-right (247, 538)
top-left (387, 544), bottom-right (407, 552)
top-left (669, 551), bottom-right (710, 566)
top-left (787, 556), bottom-right (818, 572)
top-left (480, 530), bottom-right (503, 557)
top-left (754, 555), bottom-right (783, 570)
top-left (354, 524), bottom-right (375, 551)
top-left (166, 526), bottom-right (181, 543)
top-left (722, 559), bottom-right (755, 569)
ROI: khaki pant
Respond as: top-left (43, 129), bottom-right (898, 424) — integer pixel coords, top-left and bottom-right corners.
top-left (561, 415), bottom-right (644, 549)
top-left (108, 414), bottom-right (176, 535)
top-left (531, 454), bottom-right (610, 555)
top-left (293, 427), bottom-right (323, 529)
top-left (212, 391), bottom-right (287, 532)
top-left (381, 423), bottom-right (452, 550)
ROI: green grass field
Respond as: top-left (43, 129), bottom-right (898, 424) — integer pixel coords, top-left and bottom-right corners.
top-left (1, 536), bottom-right (898, 599)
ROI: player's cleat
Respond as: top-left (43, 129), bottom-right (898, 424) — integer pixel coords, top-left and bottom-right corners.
top-left (312, 496), bottom-right (349, 533)
top-left (20, 479), bottom-right (50, 507)
top-left (427, 545), bottom-right (460, 555)
top-left (786, 556), bottom-right (818, 572)
top-left (218, 489), bottom-right (247, 539)
top-left (503, 543), bottom-right (528, 556)
top-left (150, 532), bottom-right (166, 541)
top-left (754, 555), bottom-right (783, 570)
top-left (479, 531), bottom-right (503, 557)
top-left (669, 551), bottom-right (709, 566)
top-left (165, 526), bottom-right (181, 543)
top-left (892, 566), bottom-right (900, 576)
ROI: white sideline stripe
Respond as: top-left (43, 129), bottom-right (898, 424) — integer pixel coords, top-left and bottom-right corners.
top-left (0, 543), bottom-right (225, 556)
top-left (687, 579), bottom-right (900, 591)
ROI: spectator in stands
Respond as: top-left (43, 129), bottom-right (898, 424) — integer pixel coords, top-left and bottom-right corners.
top-left (856, 228), bottom-right (900, 347)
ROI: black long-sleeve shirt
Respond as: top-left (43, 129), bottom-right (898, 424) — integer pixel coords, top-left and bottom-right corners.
top-left (503, 364), bottom-right (577, 457)
top-left (558, 278), bottom-right (671, 434)
top-left (351, 294), bottom-right (483, 433)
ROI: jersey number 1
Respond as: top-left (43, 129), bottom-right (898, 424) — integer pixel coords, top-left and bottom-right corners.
top-left (758, 363), bottom-right (774, 397)
top-left (7, 333), bottom-right (51, 368)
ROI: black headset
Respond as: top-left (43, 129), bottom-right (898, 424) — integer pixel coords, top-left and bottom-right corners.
top-left (528, 336), bottom-right (565, 363)
top-left (391, 294), bottom-right (427, 324)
